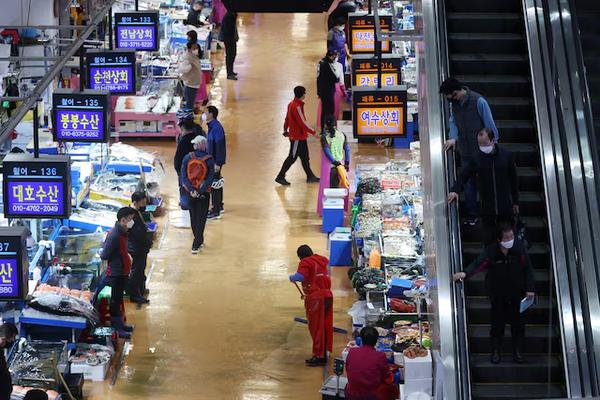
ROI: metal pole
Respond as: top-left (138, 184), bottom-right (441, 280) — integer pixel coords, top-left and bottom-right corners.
top-left (368, 0), bottom-right (372, 14)
top-left (33, 104), bottom-right (39, 158)
top-left (108, 8), bottom-right (113, 50)
top-left (0, 0), bottom-right (117, 142)
top-left (135, 0), bottom-right (139, 10)
top-left (79, 47), bottom-right (85, 91)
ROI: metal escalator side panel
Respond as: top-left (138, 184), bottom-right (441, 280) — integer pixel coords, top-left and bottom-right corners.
top-left (522, 0), bottom-right (590, 395)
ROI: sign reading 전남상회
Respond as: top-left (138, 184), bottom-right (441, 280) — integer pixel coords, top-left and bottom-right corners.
top-left (52, 89), bottom-right (110, 143)
top-left (351, 55), bottom-right (402, 87)
top-left (352, 86), bottom-right (407, 138)
top-left (348, 13), bottom-right (393, 54)
top-left (2, 153), bottom-right (72, 219)
top-left (86, 50), bottom-right (136, 94)
top-left (0, 227), bottom-right (29, 300)
top-left (114, 11), bottom-right (160, 51)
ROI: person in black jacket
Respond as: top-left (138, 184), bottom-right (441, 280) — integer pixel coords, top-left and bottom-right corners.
top-left (0, 323), bottom-right (17, 400)
top-left (221, 11), bottom-right (239, 80)
top-left (128, 191), bottom-right (153, 305)
top-left (184, 0), bottom-right (206, 27)
top-left (448, 128), bottom-right (519, 245)
top-left (317, 50), bottom-right (340, 130)
top-left (174, 119), bottom-right (204, 228)
top-left (454, 223), bottom-right (535, 364)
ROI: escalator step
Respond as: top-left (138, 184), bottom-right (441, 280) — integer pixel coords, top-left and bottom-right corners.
top-left (446, 0), bottom-right (521, 13)
top-left (447, 12), bottom-right (522, 34)
top-left (468, 324), bottom-right (560, 354)
top-left (466, 296), bottom-right (553, 325)
top-left (471, 383), bottom-right (565, 399)
top-left (449, 33), bottom-right (526, 54)
top-left (462, 241), bottom-right (549, 267)
top-left (502, 143), bottom-right (540, 167)
top-left (470, 354), bottom-right (563, 383)
top-left (465, 269), bottom-right (552, 296)
top-left (454, 75), bottom-right (531, 97)
top-left (451, 54), bottom-right (529, 75)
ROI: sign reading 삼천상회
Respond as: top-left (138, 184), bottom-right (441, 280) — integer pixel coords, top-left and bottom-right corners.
top-left (2, 153), bottom-right (72, 219)
top-left (114, 11), bottom-right (160, 51)
top-left (52, 89), bottom-right (110, 143)
top-left (86, 50), bottom-right (136, 94)
top-left (352, 86), bottom-right (407, 138)
top-left (0, 227), bottom-right (29, 300)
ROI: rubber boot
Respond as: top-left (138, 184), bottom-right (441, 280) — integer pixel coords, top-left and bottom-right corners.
top-left (173, 209), bottom-right (191, 228)
top-left (110, 316), bottom-right (131, 339)
top-left (513, 336), bottom-right (524, 364)
top-left (490, 337), bottom-right (502, 364)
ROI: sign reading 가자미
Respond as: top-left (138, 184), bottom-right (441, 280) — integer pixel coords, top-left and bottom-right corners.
top-left (0, 227), bottom-right (29, 300)
top-left (348, 13), bottom-right (393, 54)
top-left (86, 50), bottom-right (136, 94)
top-left (52, 89), bottom-right (110, 142)
top-left (2, 153), bottom-right (72, 219)
top-left (114, 11), bottom-right (160, 51)
top-left (352, 86), bottom-right (407, 138)
top-left (351, 55), bottom-right (402, 87)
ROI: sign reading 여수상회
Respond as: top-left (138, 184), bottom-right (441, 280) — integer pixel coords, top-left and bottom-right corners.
top-left (2, 153), bottom-right (72, 219)
top-left (52, 89), bottom-right (110, 143)
top-left (0, 227), bottom-right (29, 300)
top-left (114, 11), bottom-right (160, 51)
top-left (86, 50), bottom-right (136, 94)
top-left (352, 86), bottom-right (407, 138)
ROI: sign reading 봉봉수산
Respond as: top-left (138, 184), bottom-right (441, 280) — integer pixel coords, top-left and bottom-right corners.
top-left (2, 153), bottom-right (72, 219)
top-left (114, 11), bottom-right (160, 51)
top-left (52, 89), bottom-right (110, 142)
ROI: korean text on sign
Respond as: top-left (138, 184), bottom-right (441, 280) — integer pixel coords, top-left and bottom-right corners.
top-left (90, 67), bottom-right (133, 92)
top-left (7, 181), bottom-right (64, 215)
top-left (117, 26), bottom-right (155, 49)
top-left (56, 110), bottom-right (104, 140)
top-left (357, 107), bottom-right (403, 135)
top-left (0, 259), bottom-right (17, 296)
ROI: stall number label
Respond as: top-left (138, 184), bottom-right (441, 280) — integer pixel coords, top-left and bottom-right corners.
top-left (352, 30), bottom-right (390, 51)
top-left (0, 259), bottom-right (17, 296)
top-left (356, 73), bottom-right (397, 87)
top-left (7, 182), bottom-right (64, 216)
top-left (56, 110), bottom-right (103, 140)
top-left (90, 67), bottom-right (133, 92)
top-left (117, 26), bottom-right (155, 49)
top-left (357, 108), bottom-right (403, 135)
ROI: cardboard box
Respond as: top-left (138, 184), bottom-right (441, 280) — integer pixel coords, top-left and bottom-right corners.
top-left (404, 350), bottom-right (432, 380)
top-left (70, 361), bottom-right (109, 381)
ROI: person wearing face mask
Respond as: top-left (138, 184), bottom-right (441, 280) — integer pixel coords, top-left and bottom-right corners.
top-left (128, 192), bottom-right (153, 305)
top-left (448, 128), bottom-right (518, 245)
top-left (327, 18), bottom-right (351, 73)
top-left (317, 50), bottom-right (341, 131)
top-left (454, 223), bottom-right (535, 364)
top-left (178, 42), bottom-right (203, 110)
top-left (440, 77), bottom-right (499, 226)
top-left (100, 207), bottom-right (137, 338)
top-left (0, 323), bottom-right (18, 400)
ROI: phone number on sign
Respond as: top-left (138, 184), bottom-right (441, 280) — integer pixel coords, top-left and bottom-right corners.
top-left (0, 287), bottom-right (15, 294)
top-left (10, 204), bottom-right (60, 213)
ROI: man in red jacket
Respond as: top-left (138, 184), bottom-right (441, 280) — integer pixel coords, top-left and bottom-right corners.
top-left (289, 245), bottom-right (333, 366)
top-left (276, 86), bottom-right (320, 186)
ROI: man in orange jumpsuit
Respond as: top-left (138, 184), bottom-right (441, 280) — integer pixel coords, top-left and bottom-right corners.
top-left (289, 245), bottom-right (333, 366)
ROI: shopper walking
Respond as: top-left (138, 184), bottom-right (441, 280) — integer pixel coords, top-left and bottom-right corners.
top-left (180, 135), bottom-right (215, 253)
top-left (289, 245), bottom-right (333, 366)
top-left (454, 223), bottom-right (535, 364)
top-left (440, 77), bottom-right (499, 226)
top-left (448, 128), bottom-right (519, 245)
top-left (317, 50), bottom-right (340, 130)
top-left (327, 18), bottom-right (350, 73)
top-left (346, 326), bottom-right (399, 400)
top-left (221, 10), bottom-right (239, 80)
top-left (178, 42), bottom-right (203, 110)
top-left (174, 119), bottom-right (203, 229)
top-left (276, 86), bottom-right (319, 185)
top-left (0, 323), bottom-right (17, 400)
top-left (128, 191), bottom-right (153, 305)
top-left (100, 207), bottom-right (137, 339)
top-left (204, 106), bottom-right (227, 220)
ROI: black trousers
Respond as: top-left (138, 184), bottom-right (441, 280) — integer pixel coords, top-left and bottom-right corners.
top-left (211, 170), bottom-right (223, 212)
top-left (129, 252), bottom-right (148, 300)
top-left (490, 296), bottom-right (524, 339)
top-left (481, 213), bottom-right (514, 245)
top-left (330, 166), bottom-right (340, 188)
top-left (189, 194), bottom-right (210, 248)
top-left (224, 40), bottom-right (237, 76)
top-left (277, 140), bottom-right (315, 179)
top-left (320, 93), bottom-right (335, 130)
top-left (109, 275), bottom-right (127, 317)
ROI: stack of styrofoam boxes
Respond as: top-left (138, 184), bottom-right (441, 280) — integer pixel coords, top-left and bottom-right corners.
top-left (401, 350), bottom-right (432, 399)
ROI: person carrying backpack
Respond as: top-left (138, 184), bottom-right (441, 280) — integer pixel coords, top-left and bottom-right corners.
top-left (180, 135), bottom-right (215, 254)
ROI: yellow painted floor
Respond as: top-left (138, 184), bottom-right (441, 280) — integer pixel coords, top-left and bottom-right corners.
top-left (86, 12), bottom-right (405, 400)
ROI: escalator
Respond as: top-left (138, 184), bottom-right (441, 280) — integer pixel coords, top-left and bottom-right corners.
top-left (444, 0), bottom-right (566, 397)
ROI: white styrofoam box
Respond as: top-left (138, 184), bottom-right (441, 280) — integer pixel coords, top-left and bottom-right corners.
top-left (403, 378), bottom-right (432, 398)
top-left (323, 188), bottom-right (348, 198)
top-left (70, 362), bottom-right (109, 381)
top-left (118, 121), bottom-right (136, 133)
top-left (404, 350), bottom-right (432, 380)
top-left (323, 198), bottom-right (345, 210)
top-left (136, 120), bottom-right (158, 132)
top-left (394, 351), bottom-right (404, 366)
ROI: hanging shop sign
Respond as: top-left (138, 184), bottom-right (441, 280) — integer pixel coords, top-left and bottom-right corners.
top-left (52, 89), bottom-right (110, 142)
top-left (114, 11), bottom-right (160, 51)
top-left (85, 50), bottom-right (136, 94)
top-left (0, 227), bottom-right (29, 300)
top-left (352, 55), bottom-right (402, 87)
top-left (352, 86), bottom-right (407, 138)
top-left (348, 13), bottom-right (392, 54)
top-left (2, 154), bottom-right (72, 219)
